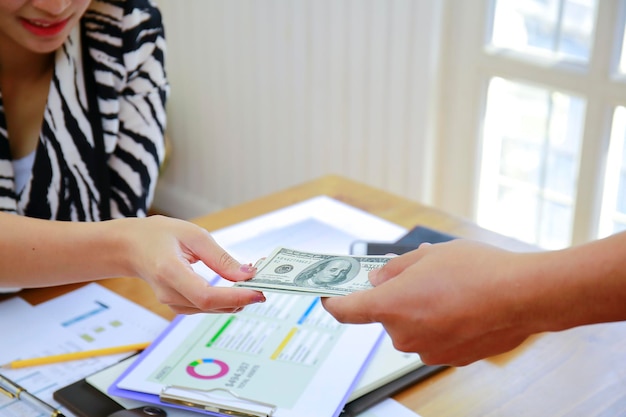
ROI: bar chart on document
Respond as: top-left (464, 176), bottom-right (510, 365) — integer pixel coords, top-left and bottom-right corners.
top-left (127, 295), bottom-right (351, 409)
top-left (206, 296), bottom-right (337, 365)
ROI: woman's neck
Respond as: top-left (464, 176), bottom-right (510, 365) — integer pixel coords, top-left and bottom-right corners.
top-left (0, 33), bottom-right (54, 81)
top-left (0, 33), bottom-right (56, 159)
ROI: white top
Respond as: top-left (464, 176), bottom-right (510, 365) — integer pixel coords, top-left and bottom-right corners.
top-left (12, 151), bottom-right (35, 194)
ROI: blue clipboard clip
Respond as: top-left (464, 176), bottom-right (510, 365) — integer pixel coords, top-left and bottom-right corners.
top-left (160, 386), bottom-right (277, 417)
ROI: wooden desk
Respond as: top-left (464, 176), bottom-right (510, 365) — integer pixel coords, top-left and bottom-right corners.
top-left (15, 175), bottom-right (626, 416)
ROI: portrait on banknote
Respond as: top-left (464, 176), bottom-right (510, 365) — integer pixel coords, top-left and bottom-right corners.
top-left (293, 256), bottom-right (360, 288)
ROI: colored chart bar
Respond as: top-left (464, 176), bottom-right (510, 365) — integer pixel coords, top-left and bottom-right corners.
top-left (298, 298), bottom-right (319, 325)
top-left (271, 327), bottom-right (297, 360)
top-left (61, 301), bottom-right (109, 327)
top-left (206, 316), bottom-right (235, 347)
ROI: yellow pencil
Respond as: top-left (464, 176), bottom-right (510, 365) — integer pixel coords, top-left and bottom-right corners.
top-left (2, 342), bottom-right (151, 369)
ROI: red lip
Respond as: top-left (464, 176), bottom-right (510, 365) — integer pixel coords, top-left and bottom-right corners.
top-left (20, 17), bottom-right (70, 37)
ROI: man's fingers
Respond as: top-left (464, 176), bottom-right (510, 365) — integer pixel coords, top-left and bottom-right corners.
top-left (370, 243), bottom-right (431, 285)
top-left (321, 291), bottom-right (377, 324)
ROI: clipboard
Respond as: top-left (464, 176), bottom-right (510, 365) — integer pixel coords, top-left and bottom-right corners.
top-left (54, 353), bottom-right (446, 417)
top-left (159, 386), bottom-right (276, 416)
top-left (107, 297), bottom-right (385, 417)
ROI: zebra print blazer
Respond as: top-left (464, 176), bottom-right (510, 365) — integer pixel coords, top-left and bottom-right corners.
top-left (0, 0), bottom-right (169, 221)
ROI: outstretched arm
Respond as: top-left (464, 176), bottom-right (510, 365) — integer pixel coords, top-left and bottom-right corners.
top-left (0, 213), bottom-right (265, 314)
top-left (322, 232), bottom-right (626, 366)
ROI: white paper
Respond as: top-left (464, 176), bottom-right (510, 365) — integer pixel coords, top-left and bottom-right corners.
top-left (358, 398), bottom-right (424, 417)
top-left (208, 196), bottom-right (407, 269)
top-left (34, 283), bottom-right (169, 349)
top-left (0, 284), bottom-right (168, 417)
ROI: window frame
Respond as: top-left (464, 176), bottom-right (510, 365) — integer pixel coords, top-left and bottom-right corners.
top-left (435, 0), bottom-right (626, 246)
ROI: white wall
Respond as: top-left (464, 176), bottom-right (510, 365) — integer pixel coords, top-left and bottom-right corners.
top-left (153, 0), bottom-right (443, 219)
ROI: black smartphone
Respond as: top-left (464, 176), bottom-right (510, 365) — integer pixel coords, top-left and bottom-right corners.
top-left (395, 226), bottom-right (456, 246)
top-left (350, 241), bottom-right (418, 256)
top-left (351, 226), bottom-right (457, 256)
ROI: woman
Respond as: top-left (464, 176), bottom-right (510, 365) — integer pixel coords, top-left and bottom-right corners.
top-left (0, 0), bottom-right (167, 220)
top-left (0, 1), bottom-right (265, 313)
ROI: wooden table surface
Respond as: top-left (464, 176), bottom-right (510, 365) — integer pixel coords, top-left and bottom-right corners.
top-left (14, 175), bottom-right (626, 417)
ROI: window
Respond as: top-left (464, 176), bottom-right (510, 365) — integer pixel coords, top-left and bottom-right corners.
top-left (599, 107), bottom-right (626, 237)
top-left (490, 0), bottom-right (596, 63)
top-left (478, 77), bottom-right (585, 249)
top-left (437, 0), bottom-right (626, 249)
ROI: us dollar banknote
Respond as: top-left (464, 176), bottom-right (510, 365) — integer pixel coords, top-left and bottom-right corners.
top-left (234, 247), bottom-right (393, 297)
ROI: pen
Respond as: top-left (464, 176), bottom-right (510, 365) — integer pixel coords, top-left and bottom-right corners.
top-left (0, 373), bottom-right (66, 417)
top-left (1, 342), bottom-right (151, 369)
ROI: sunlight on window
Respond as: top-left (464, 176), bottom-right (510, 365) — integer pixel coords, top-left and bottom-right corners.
top-left (478, 77), bottom-right (585, 249)
top-left (620, 21), bottom-right (626, 74)
top-left (599, 107), bottom-right (626, 238)
top-left (489, 0), bottom-right (597, 63)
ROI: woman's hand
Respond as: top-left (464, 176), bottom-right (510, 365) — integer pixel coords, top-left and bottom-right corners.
top-left (115, 215), bottom-right (266, 314)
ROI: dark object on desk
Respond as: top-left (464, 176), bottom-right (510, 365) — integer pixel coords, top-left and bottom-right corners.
top-left (109, 406), bottom-right (167, 417)
top-left (54, 378), bottom-right (164, 417)
top-left (395, 225), bottom-right (457, 246)
top-left (350, 225), bottom-right (457, 256)
top-left (53, 378), bottom-right (125, 417)
top-left (340, 364), bottom-right (447, 417)
top-left (350, 241), bottom-right (419, 255)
